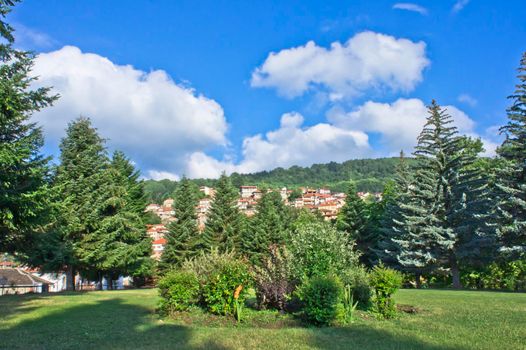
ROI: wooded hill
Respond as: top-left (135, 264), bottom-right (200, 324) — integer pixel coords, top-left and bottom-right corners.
top-left (143, 157), bottom-right (418, 203)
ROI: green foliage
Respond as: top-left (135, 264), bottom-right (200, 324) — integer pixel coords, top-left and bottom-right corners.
top-left (80, 150), bottom-right (152, 281)
top-left (253, 245), bottom-right (296, 311)
top-left (391, 101), bottom-right (493, 288)
top-left (370, 264), bottom-right (403, 319)
top-left (336, 181), bottom-right (368, 254)
top-left (182, 248), bottom-right (238, 286)
top-left (242, 191), bottom-right (291, 264)
top-left (0, 0), bottom-right (58, 253)
top-left (496, 52), bottom-right (526, 259)
top-left (161, 177), bottom-right (200, 271)
top-left (202, 173), bottom-right (243, 253)
top-left (289, 221), bottom-right (359, 280)
top-left (462, 259), bottom-right (526, 291)
top-left (339, 266), bottom-right (372, 307)
top-left (202, 259), bottom-right (252, 316)
top-left (158, 270), bottom-right (200, 314)
top-left (296, 275), bottom-right (344, 326)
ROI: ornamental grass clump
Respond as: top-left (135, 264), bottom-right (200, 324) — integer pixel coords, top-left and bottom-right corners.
top-left (370, 264), bottom-right (403, 319)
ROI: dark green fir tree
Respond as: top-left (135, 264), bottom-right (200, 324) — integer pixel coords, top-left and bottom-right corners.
top-left (336, 181), bottom-right (368, 262)
top-left (161, 177), bottom-right (200, 271)
top-left (202, 173), bottom-right (243, 253)
top-left (241, 190), bottom-right (291, 264)
top-left (0, 0), bottom-right (58, 254)
top-left (53, 117), bottom-right (109, 290)
top-left (80, 151), bottom-right (152, 288)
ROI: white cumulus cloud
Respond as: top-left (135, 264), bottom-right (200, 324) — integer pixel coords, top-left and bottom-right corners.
top-left (251, 31), bottom-right (430, 99)
top-left (185, 112), bottom-right (371, 178)
top-left (393, 3), bottom-right (428, 15)
top-left (327, 98), bottom-right (492, 155)
top-left (32, 46), bottom-right (228, 176)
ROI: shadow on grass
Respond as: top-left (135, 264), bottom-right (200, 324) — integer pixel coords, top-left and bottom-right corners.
top-left (307, 325), bottom-right (463, 350)
top-left (0, 296), bottom-right (228, 350)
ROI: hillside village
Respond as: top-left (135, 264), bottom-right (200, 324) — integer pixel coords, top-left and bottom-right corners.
top-left (146, 185), bottom-right (382, 260)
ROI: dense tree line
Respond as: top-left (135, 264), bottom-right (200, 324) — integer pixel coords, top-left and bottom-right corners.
top-left (143, 157), bottom-right (418, 204)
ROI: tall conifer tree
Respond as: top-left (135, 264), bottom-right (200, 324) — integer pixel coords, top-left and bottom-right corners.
top-left (53, 117), bottom-right (109, 290)
top-left (241, 190), bottom-right (291, 264)
top-left (336, 181), bottom-right (368, 261)
top-left (202, 173), bottom-right (243, 252)
top-left (496, 53), bottom-right (526, 258)
top-left (80, 151), bottom-right (152, 287)
top-left (394, 101), bottom-right (491, 288)
top-left (375, 151), bottom-right (413, 268)
top-left (0, 0), bottom-right (57, 253)
top-left (161, 177), bottom-right (200, 271)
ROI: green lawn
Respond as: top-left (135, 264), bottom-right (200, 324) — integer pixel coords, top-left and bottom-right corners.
top-left (0, 288), bottom-right (525, 349)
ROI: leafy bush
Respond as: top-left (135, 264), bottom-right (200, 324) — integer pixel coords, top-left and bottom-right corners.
top-left (462, 259), bottom-right (526, 291)
top-left (339, 266), bottom-right (372, 307)
top-left (369, 264), bottom-right (403, 319)
top-left (289, 221), bottom-right (359, 280)
top-left (182, 247), bottom-right (237, 287)
top-left (297, 275), bottom-right (344, 326)
top-left (253, 244), bottom-right (296, 311)
top-left (158, 270), bottom-right (200, 314)
top-left (202, 259), bottom-right (252, 316)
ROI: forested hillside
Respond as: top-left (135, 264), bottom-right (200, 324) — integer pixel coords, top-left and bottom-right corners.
top-left (143, 157), bottom-right (417, 203)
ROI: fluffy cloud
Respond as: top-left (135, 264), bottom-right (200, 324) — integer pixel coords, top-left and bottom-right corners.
top-left (32, 46), bottom-right (228, 175)
top-left (392, 3), bottom-right (428, 15)
top-left (327, 98), bottom-right (494, 155)
top-left (251, 31), bottom-right (429, 99)
top-left (185, 112), bottom-right (370, 178)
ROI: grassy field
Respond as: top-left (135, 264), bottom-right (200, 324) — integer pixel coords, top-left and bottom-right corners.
top-left (0, 288), bottom-right (525, 350)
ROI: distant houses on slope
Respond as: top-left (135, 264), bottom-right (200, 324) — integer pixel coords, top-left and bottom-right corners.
top-left (145, 185), bottom-right (382, 260)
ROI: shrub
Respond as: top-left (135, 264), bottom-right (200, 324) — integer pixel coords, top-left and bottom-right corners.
top-left (297, 275), bottom-right (344, 326)
top-left (339, 266), bottom-right (372, 307)
top-left (181, 247), bottom-right (237, 287)
top-left (253, 244), bottom-right (296, 311)
top-left (289, 221), bottom-right (359, 280)
top-left (158, 270), bottom-right (200, 314)
top-left (202, 259), bottom-right (252, 316)
top-left (369, 264), bottom-right (403, 319)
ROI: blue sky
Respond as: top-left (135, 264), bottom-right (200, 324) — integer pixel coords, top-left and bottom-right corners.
top-left (9, 0), bottom-right (526, 179)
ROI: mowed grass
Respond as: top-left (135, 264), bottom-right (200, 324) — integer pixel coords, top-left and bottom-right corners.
top-left (0, 288), bottom-right (525, 350)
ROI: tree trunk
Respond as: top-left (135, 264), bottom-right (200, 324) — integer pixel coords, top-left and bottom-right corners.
top-left (65, 265), bottom-right (75, 291)
top-left (450, 258), bottom-right (462, 289)
top-left (97, 272), bottom-right (103, 290)
top-left (415, 272), bottom-right (422, 289)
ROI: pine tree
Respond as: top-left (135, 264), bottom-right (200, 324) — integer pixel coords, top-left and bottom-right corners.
top-left (392, 157), bottom-right (443, 286)
top-left (80, 151), bottom-right (152, 288)
top-left (496, 52), bottom-right (526, 259)
top-left (0, 0), bottom-right (57, 254)
top-left (375, 151), bottom-right (413, 268)
top-left (393, 101), bottom-right (492, 288)
top-left (53, 117), bottom-right (109, 290)
top-left (161, 177), bottom-right (200, 271)
top-left (202, 173), bottom-right (243, 253)
top-left (336, 181), bottom-right (368, 262)
top-left (241, 190), bottom-right (291, 265)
